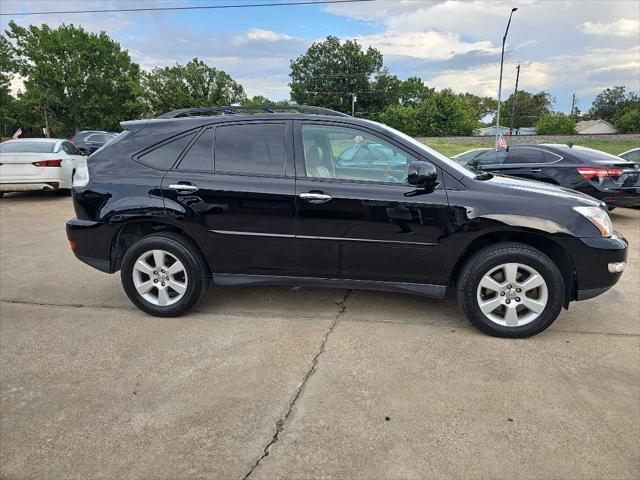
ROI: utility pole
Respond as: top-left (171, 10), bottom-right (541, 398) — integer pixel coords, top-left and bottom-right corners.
top-left (43, 106), bottom-right (50, 138)
top-left (510, 63), bottom-right (520, 135)
top-left (570, 92), bottom-right (576, 118)
top-left (495, 7), bottom-right (518, 148)
top-left (351, 94), bottom-right (357, 116)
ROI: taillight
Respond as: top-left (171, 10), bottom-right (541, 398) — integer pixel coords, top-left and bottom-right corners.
top-left (33, 159), bottom-right (63, 167)
top-left (69, 240), bottom-right (77, 251)
top-left (577, 167), bottom-right (623, 181)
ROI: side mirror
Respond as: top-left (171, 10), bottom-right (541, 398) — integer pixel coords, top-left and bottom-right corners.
top-left (407, 161), bottom-right (439, 191)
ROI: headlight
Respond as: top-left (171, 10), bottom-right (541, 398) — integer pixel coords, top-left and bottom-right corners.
top-left (573, 206), bottom-right (613, 237)
top-left (73, 158), bottom-right (90, 187)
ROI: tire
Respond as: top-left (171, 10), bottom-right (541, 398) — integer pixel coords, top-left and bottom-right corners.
top-left (121, 232), bottom-right (210, 317)
top-left (457, 242), bottom-right (564, 338)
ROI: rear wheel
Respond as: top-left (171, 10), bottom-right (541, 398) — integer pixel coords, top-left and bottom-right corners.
top-left (121, 232), bottom-right (209, 317)
top-left (457, 242), bottom-right (564, 338)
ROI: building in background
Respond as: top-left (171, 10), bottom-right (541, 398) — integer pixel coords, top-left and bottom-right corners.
top-left (575, 119), bottom-right (617, 135)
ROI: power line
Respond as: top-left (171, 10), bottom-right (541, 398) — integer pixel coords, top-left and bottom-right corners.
top-left (0, 0), bottom-right (375, 16)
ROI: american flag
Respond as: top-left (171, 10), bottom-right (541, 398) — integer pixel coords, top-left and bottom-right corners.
top-left (496, 132), bottom-right (508, 150)
top-left (12, 127), bottom-right (23, 139)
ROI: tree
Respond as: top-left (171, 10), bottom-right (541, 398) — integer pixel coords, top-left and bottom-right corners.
top-left (499, 91), bottom-right (552, 129)
top-left (289, 35), bottom-right (398, 115)
top-left (588, 86), bottom-right (638, 121)
top-left (398, 77), bottom-right (434, 105)
top-left (142, 58), bottom-right (246, 116)
top-left (612, 104), bottom-right (640, 133)
top-left (378, 89), bottom-right (476, 136)
top-left (242, 95), bottom-right (292, 106)
top-left (5, 21), bottom-right (144, 136)
top-left (535, 112), bottom-right (576, 135)
top-left (458, 93), bottom-right (497, 125)
top-left (0, 35), bottom-right (17, 137)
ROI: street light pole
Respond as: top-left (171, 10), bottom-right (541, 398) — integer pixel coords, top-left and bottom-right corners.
top-left (495, 7), bottom-right (518, 148)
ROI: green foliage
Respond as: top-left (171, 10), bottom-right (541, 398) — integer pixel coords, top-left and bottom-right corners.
top-left (612, 104), bottom-right (640, 133)
top-left (289, 35), bottom-right (399, 114)
top-left (0, 35), bottom-right (17, 136)
top-left (499, 91), bottom-right (553, 129)
top-left (588, 86), bottom-right (638, 121)
top-left (378, 89), bottom-right (477, 136)
top-left (535, 112), bottom-right (576, 135)
top-left (242, 95), bottom-right (292, 106)
top-left (458, 93), bottom-right (497, 124)
top-left (5, 21), bottom-right (144, 136)
top-left (398, 77), bottom-right (434, 105)
top-left (142, 58), bottom-right (246, 116)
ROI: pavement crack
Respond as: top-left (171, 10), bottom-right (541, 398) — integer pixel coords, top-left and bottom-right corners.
top-left (241, 289), bottom-right (352, 480)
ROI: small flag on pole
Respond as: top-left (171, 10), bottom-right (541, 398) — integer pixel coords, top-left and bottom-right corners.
top-left (496, 132), bottom-right (507, 150)
top-left (12, 127), bottom-right (23, 139)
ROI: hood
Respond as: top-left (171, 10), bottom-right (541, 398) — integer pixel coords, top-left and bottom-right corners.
top-left (485, 174), bottom-right (604, 207)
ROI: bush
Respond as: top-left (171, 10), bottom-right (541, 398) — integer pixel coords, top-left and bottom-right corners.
top-left (535, 112), bottom-right (576, 135)
top-left (613, 104), bottom-right (640, 133)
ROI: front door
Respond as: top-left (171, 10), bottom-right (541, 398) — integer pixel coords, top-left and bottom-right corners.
top-left (294, 122), bottom-right (450, 285)
top-left (161, 121), bottom-right (297, 275)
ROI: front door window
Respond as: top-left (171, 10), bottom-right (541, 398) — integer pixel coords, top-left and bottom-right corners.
top-left (301, 124), bottom-right (417, 184)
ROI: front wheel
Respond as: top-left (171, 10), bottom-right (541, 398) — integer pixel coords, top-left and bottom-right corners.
top-left (121, 232), bottom-right (210, 317)
top-left (457, 242), bottom-right (565, 338)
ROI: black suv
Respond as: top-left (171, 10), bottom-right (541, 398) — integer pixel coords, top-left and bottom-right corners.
top-left (66, 106), bottom-right (628, 338)
top-left (70, 130), bottom-right (118, 155)
top-left (463, 144), bottom-right (640, 208)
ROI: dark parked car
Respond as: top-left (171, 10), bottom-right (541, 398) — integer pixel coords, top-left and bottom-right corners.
top-left (462, 144), bottom-right (640, 208)
top-left (70, 130), bottom-right (117, 155)
top-left (67, 106), bottom-right (628, 338)
top-left (450, 147), bottom-right (491, 165)
top-left (619, 147), bottom-right (640, 163)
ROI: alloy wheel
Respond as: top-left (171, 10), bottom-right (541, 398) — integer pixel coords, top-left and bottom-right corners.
top-left (132, 249), bottom-right (188, 306)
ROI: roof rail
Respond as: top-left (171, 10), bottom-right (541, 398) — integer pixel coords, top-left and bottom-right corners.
top-left (156, 105), bottom-right (350, 119)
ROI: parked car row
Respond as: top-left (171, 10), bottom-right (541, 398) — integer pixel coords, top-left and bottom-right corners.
top-left (451, 144), bottom-right (640, 209)
top-left (0, 131), bottom-right (118, 197)
top-left (64, 105), bottom-right (629, 338)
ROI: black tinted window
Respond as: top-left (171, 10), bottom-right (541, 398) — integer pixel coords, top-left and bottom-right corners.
top-left (214, 124), bottom-right (285, 176)
top-left (475, 150), bottom-right (507, 166)
top-left (138, 132), bottom-right (196, 170)
top-left (505, 147), bottom-right (547, 164)
top-left (177, 128), bottom-right (213, 171)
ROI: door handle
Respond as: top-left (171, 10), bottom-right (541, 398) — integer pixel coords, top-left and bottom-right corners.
top-left (530, 169), bottom-right (542, 173)
top-left (169, 183), bottom-right (199, 193)
top-left (299, 192), bottom-right (332, 204)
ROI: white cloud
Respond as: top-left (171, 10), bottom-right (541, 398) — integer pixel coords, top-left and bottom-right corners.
top-left (355, 30), bottom-right (498, 61)
top-left (237, 29), bottom-right (295, 43)
top-left (579, 18), bottom-right (640, 38)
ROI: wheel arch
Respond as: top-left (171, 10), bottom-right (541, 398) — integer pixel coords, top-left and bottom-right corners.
top-left (111, 220), bottom-right (210, 274)
top-left (450, 231), bottom-right (576, 307)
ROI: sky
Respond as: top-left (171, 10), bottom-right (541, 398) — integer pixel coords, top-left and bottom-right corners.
top-left (2, 0), bottom-right (639, 116)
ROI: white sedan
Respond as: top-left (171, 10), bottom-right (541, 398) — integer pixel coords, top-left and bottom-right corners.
top-left (0, 138), bottom-right (85, 197)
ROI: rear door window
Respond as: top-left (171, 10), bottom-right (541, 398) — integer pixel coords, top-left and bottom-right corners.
top-left (475, 150), bottom-right (507, 166)
top-left (176, 128), bottom-right (213, 172)
top-left (137, 132), bottom-right (197, 170)
top-left (505, 147), bottom-right (547, 164)
top-left (214, 123), bottom-right (285, 176)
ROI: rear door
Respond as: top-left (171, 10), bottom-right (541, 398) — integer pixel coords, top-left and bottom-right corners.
top-left (161, 121), bottom-right (297, 276)
top-left (294, 121), bottom-right (450, 285)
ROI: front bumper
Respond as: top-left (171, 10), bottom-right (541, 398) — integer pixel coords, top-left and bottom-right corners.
top-left (558, 232), bottom-right (628, 301)
top-left (66, 218), bottom-right (117, 273)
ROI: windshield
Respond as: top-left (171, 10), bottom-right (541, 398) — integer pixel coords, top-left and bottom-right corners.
top-left (0, 141), bottom-right (57, 153)
top-left (365, 120), bottom-right (476, 179)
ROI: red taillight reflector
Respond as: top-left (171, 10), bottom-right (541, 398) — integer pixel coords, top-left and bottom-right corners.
top-left (33, 159), bottom-right (62, 167)
top-left (577, 167), bottom-right (623, 180)
top-left (69, 240), bottom-right (77, 251)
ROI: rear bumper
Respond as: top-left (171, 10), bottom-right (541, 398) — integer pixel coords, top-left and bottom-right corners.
top-left (0, 182), bottom-right (60, 192)
top-left (66, 218), bottom-right (116, 273)
top-left (559, 232), bottom-right (628, 302)
top-left (577, 185), bottom-right (640, 207)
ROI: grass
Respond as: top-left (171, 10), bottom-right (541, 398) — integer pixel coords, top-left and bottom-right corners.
top-left (422, 139), bottom-right (640, 157)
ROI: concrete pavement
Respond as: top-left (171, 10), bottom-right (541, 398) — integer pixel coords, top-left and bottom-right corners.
top-left (1, 192), bottom-right (638, 479)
